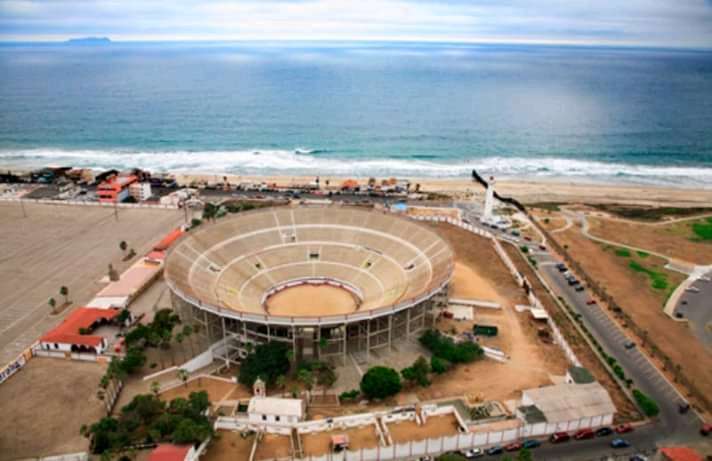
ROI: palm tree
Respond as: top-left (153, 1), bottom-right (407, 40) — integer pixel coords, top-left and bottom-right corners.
top-left (48, 297), bottom-right (56, 314)
top-left (59, 286), bottom-right (69, 305)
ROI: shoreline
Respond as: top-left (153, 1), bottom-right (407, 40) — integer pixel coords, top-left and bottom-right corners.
top-left (3, 163), bottom-right (712, 206)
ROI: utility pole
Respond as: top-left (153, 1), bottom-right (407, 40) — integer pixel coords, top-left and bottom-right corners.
top-left (19, 199), bottom-right (27, 218)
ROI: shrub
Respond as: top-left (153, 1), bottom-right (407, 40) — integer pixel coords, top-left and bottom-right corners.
top-left (401, 356), bottom-right (430, 387)
top-left (520, 245), bottom-right (529, 253)
top-left (613, 364), bottom-right (626, 380)
top-left (633, 389), bottom-right (659, 417)
top-left (190, 218), bottom-right (202, 228)
top-left (339, 389), bottom-right (360, 402)
top-left (360, 366), bottom-right (401, 400)
top-left (419, 329), bottom-right (484, 364)
top-left (430, 356), bottom-right (450, 374)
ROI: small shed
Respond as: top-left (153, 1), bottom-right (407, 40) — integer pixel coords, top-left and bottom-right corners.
top-left (248, 396), bottom-right (305, 425)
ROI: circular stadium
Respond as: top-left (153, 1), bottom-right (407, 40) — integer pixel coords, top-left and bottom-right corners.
top-left (165, 206), bottom-right (453, 364)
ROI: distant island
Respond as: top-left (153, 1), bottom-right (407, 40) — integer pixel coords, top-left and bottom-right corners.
top-left (66, 37), bottom-right (111, 45)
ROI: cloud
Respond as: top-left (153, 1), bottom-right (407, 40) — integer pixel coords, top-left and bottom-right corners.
top-left (0, 0), bottom-right (711, 47)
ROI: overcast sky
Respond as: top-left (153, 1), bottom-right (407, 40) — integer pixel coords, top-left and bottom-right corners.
top-left (1, 0), bottom-right (712, 47)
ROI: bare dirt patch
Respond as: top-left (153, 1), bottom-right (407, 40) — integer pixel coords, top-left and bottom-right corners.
top-left (301, 425), bottom-right (380, 456)
top-left (450, 262), bottom-right (500, 302)
top-left (588, 216), bottom-right (712, 265)
top-left (0, 357), bottom-right (105, 460)
top-left (202, 430), bottom-right (254, 461)
top-left (549, 227), bottom-right (712, 411)
top-left (388, 415), bottom-right (460, 443)
top-left (254, 433), bottom-right (292, 460)
top-left (267, 285), bottom-right (358, 316)
top-left (160, 377), bottom-right (245, 405)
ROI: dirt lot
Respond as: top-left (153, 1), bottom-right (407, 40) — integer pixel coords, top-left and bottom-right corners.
top-left (424, 222), bottom-right (526, 306)
top-left (0, 357), bottom-right (106, 460)
top-left (549, 226), bottom-right (712, 411)
top-left (254, 433), bottom-right (292, 460)
top-left (413, 223), bottom-right (569, 402)
top-left (202, 430), bottom-right (254, 461)
top-left (301, 425), bottom-right (380, 456)
top-left (0, 202), bottom-right (183, 364)
top-left (160, 376), bottom-right (249, 405)
top-left (388, 415), bottom-right (460, 443)
top-left (588, 216), bottom-right (712, 265)
top-left (502, 243), bottom-right (641, 422)
top-left (450, 262), bottom-right (500, 302)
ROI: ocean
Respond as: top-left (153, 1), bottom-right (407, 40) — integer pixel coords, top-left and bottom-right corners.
top-left (1, 41), bottom-right (711, 187)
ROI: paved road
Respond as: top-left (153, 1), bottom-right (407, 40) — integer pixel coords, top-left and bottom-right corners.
top-left (675, 271), bottom-right (712, 348)
top-left (455, 202), bottom-right (707, 458)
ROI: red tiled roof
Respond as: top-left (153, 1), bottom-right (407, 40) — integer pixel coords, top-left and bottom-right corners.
top-left (154, 228), bottom-right (184, 251)
top-left (149, 444), bottom-right (192, 461)
top-left (660, 447), bottom-right (704, 461)
top-left (40, 307), bottom-right (120, 347)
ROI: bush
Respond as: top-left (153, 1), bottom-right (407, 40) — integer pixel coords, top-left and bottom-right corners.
top-left (633, 389), bottom-right (659, 417)
top-left (339, 389), bottom-right (360, 401)
top-left (401, 356), bottom-right (430, 387)
top-left (190, 218), bottom-right (202, 228)
top-left (360, 366), bottom-right (401, 400)
top-left (520, 245), bottom-right (529, 253)
top-left (419, 329), bottom-right (484, 364)
top-left (430, 356), bottom-right (450, 374)
top-left (613, 364), bottom-right (626, 381)
top-left (238, 342), bottom-right (291, 387)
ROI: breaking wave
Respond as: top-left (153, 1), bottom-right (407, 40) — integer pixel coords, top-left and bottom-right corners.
top-left (1, 148), bottom-right (711, 188)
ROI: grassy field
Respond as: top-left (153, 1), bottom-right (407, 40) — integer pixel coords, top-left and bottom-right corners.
top-left (589, 204), bottom-right (712, 222)
top-left (691, 217), bottom-right (712, 242)
top-left (608, 246), bottom-right (671, 291)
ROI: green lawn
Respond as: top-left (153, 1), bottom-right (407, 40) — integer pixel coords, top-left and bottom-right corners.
top-left (628, 260), bottom-right (668, 290)
top-left (691, 217), bottom-right (712, 242)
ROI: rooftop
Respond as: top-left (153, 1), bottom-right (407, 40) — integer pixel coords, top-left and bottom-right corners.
top-left (148, 444), bottom-right (192, 461)
top-left (40, 307), bottom-right (120, 347)
top-left (660, 447), bottom-right (704, 461)
top-left (248, 396), bottom-right (304, 418)
top-left (521, 382), bottom-right (615, 423)
top-left (567, 366), bottom-right (595, 384)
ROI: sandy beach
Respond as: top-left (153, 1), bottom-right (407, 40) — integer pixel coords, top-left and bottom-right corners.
top-left (172, 172), bottom-right (712, 207)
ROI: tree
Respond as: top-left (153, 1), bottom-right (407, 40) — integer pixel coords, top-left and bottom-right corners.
top-left (178, 369), bottom-right (189, 387)
top-left (401, 356), bottom-right (430, 387)
top-left (48, 297), bottom-right (57, 314)
top-left (316, 364), bottom-right (337, 396)
top-left (297, 368), bottom-right (314, 391)
top-left (150, 381), bottom-right (161, 397)
top-left (59, 286), bottom-right (69, 305)
top-left (238, 342), bottom-right (290, 387)
top-left (276, 375), bottom-right (287, 390)
top-left (360, 366), bottom-right (401, 400)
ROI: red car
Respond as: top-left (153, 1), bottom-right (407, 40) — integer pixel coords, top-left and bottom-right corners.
top-left (504, 441), bottom-right (522, 452)
top-left (615, 424), bottom-right (634, 434)
top-left (586, 299), bottom-right (597, 305)
top-left (701, 423), bottom-right (712, 436)
top-left (549, 432), bottom-right (570, 443)
top-left (574, 428), bottom-right (594, 440)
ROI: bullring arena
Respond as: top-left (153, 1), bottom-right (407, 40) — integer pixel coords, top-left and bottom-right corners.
top-left (165, 206), bottom-right (453, 364)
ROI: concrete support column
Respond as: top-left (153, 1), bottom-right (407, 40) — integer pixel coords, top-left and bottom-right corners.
top-left (366, 320), bottom-right (371, 362)
top-left (387, 315), bottom-right (393, 351)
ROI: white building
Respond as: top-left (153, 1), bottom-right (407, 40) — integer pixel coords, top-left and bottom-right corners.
top-left (517, 382), bottom-right (615, 433)
top-left (129, 182), bottom-right (152, 201)
top-left (248, 396), bottom-right (305, 425)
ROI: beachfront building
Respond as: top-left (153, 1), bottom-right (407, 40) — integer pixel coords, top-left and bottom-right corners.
top-left (129, 182), bottom-right (152, 201)
top-left (97, 174), bottom-right (138, 203)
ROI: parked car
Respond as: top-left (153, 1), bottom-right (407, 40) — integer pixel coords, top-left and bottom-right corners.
top-left (522, 439), bottom-right (541, 449)
top-left (611, 438), bottom-right (631, 449)
top-left (524, 236), bottom-right (532, 242)
top-left (486, 446), bottom-right (503, 456)
top-left (615, 424), bottom-right (634, 434)
top-left (595, 427), bottom-right (613, 437)
top-left (574, 428), bottom-right (595, 440)
top-left (556, 263), bottom-right (567, 272)
top-left (460, 448), bottom-right (484, 459)
top-left (630, 455), bottom-right (648, 461)
top-left (624, 340), bottom-right (636, 350)
top-left (549, 432), bottom-right (570, 443)
top-left (575, 285), bottom-right (585, 292)
top-left (678, 402), bottom-right (690, 414)
top-left (701, 423), bottom-right (712, 436)
top-left (504, 441), bottom-right (522, 452)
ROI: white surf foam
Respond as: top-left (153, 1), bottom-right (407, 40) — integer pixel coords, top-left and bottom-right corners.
top-left (1, 148), bottom-right (711, 188)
